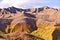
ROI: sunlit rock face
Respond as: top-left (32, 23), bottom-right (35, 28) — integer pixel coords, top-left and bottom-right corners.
top-left (36, 6), bottom-right (60, 25)
top-left (10, 18), bottom-right (37, 33)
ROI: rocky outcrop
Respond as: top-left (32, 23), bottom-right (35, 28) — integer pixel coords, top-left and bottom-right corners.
top-left (0, 19), bottom-right (12, 32)
top-left (9, 18), bottom-right (37, 33)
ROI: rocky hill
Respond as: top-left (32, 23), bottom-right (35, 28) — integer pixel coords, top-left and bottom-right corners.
top-left (0, 6), bottom-right (60, 40)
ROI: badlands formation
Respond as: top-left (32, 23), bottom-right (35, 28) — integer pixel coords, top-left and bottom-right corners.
top-left (0, 6), bottom-right (60, 40)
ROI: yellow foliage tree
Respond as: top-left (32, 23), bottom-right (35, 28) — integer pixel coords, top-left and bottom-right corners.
top-left (31, 21), bottom-right (56, 40)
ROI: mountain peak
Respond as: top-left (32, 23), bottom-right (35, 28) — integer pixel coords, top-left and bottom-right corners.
top-left (42, 6), bottom-right (50, 9)
top-left (0, 6), bottom-right (59, 14)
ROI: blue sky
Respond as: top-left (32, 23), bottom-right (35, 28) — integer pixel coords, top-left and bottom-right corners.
top-left (0, 0), bottom-right (60, 9)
